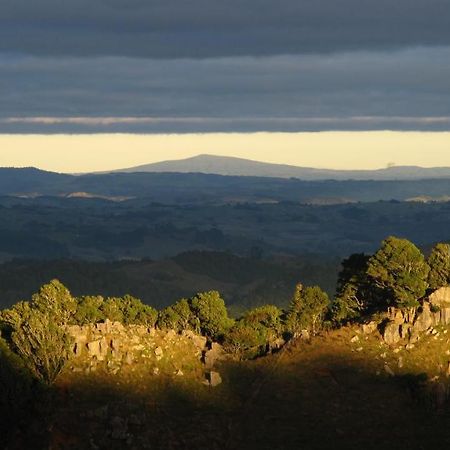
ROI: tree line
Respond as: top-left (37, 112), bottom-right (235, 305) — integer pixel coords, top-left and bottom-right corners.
top-left (2, 236), bottom-right (450, 384)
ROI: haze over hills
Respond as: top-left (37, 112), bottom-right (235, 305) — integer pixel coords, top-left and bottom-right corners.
top-left (113, 154), bottom-right (450, 180)
top-left (4, 166), bottom-right (450, 205)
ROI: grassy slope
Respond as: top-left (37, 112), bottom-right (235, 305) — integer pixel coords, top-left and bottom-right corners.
top-left (30, 324), bottom-right (450, 450)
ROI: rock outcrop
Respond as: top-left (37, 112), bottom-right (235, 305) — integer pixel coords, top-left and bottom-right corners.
top-left (65, 320), bottom-right (225, 386)
top-left (378, 287), bottom-right (450, 345)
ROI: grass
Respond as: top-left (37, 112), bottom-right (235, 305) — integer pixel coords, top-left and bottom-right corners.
top-left (18, 324), bottom-right (450, 449)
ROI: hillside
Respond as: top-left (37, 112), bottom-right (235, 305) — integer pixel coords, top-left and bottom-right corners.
top-left (114, 154), bottom-right (450, 181)
top-left (3, 167), bottom-right (450, 205)
top-left (5, 320), bottom-right (450, 449)
top-left (0, 253), bottom-right (340, 313)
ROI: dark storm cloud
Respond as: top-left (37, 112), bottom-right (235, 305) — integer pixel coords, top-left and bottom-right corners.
top-left (1, 47), bottom-right (450, 132)
top-left (1, 0), bottom-right (450, 57)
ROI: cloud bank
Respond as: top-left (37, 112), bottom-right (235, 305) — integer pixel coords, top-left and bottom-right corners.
top-left (1, 0), bottom-right (450, 58)
top-left (1, 48), bottom-right (449, 132)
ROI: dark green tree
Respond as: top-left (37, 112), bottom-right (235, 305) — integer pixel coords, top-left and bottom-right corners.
top-left (1, 280), bottom-right (76, 384)
top-left (158, 298), bottom-right (195, 332)
top-left (31, 279), bottom-right (77, 325)
top-left (366, 236), bottom-right (429, 309)
top-left (224, 304), bottom-right (283, 357)
top-left (73, 295), bottom-right (105, 325)
top-left (100, 295), bottom-right (158, 326)
top-left (190, 291), bottom-right (233, 340)
top-left (331, 253), bottom-right (371, 323)
top-left (286, 284), bottom-right (330, 336)
top-left (427, 243), bottom-right (450, 290)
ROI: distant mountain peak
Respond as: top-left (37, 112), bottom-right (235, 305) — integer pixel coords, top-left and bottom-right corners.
top-left (111, 154), bottom-right (450, 181)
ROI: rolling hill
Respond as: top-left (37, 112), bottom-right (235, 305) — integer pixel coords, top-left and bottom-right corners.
top-left (113, 154), bottom-right (450, 180)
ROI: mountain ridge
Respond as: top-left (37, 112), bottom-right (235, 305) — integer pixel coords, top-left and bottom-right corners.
top-left (111, 154), bottom-right (450, 180)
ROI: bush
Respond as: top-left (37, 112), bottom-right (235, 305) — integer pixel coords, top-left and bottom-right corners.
top-left (1, 280), bottom-right (76, 384)
top-left (367, 236), bottom-right (430, 309)
top-left (100, 295), bottom-right (158, 326)
top-left (331, 253), bottom-right (370, 323)
top-left (224, 305), bottom-right (283, 357)
top-left (285, 284), bottom-right (330, 336)
top-left (427, 243), bottom-right (450, 290)
top-left (190, 291), bottom-right (234, 340)
top-left (73, 295), bottom-right (105, 325)
top-left (158, 298), bottom-right (195, 332)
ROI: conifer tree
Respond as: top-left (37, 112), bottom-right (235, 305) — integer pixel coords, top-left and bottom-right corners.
top-left (427, 243), bottom-right (450, 290)
top-left (367, 236), bottom-right (429, 309)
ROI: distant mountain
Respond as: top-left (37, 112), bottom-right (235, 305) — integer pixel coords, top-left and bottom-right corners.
top-left (114, 154), bottom-right (450, 180)
top-left (4, 166), bottom-right (450, 204)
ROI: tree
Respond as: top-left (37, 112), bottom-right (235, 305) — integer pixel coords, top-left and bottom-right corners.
top-left (366, 236), bottom-right (429, 309)
top-left (427, 243), bottom-right (450, 290)
top-left (1, 282), bottom-right (75, 384)
top-left (31, 279), bottom-right (77, 325)
top-left (6, 308), bottom-right (73, 384)
top-left (158, 298), bottom-right (195, 332)
top-left (190, 291), bottom-right (233, 340)
top-left (73, 295), bottom-right (105, 325)
top-left (331, 253), bottom-right (370, 323)
top-left (224, 305), bottom-right (283, 357)
top-left (100, 295), bottom-right (158, 326)
top-left (285, 284), bottom-right (329, 336)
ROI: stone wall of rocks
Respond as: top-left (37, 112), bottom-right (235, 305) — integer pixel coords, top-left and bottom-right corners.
top-left (363, 287), bottom-right (450, 345)
top-left (65, 320), bottom-right (224, 386)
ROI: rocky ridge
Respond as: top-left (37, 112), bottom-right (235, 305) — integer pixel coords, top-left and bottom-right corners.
top-left (66, 320), bottom-right (225, 386)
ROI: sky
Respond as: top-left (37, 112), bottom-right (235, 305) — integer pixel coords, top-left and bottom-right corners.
top-left (1, 132), bottom-right (450, 173)
top-left (1, 0), bottom-right (450, 170)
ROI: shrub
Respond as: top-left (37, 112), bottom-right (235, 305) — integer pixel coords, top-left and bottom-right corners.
top-left (285, 284), bottom-right (330, 336)
top-left (367, 236), bottom-right (430, 309)
top-left (158, 298), bottom-right (195, 332)
top-left (427, 243), bottom-right (450, 290)
top-left (224, 304), bottom-right (283, 357)
top-left (100, 295), bottom-right (158, 326)
top-left (73, 295), bottom-right (105, 325)
top-left (190, 291), bottom-right (234, 340)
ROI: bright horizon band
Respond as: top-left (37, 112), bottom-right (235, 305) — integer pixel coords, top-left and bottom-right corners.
top-left (0, 131), bottom-right (449, 173)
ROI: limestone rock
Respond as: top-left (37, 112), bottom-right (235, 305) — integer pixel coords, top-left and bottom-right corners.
top-left (382, 321), bottom-right (401, 345)
top-left (154, 347), bottom-right (164, 360)
top-left (87, 340), bottom-right (104, 360)
top-left (205, 371), bottom-right (222, 387)
top-left (413, 303), bottom-right (433, 333)
top-left (203, 343), bottom-right (225, 369)
top-left (361, 321), bottom-right (377, 334)
top-left (384, 364), bottom-right (395, 376)
top-left (387, 307), bottom-right (405, 324)
top-left (399, 323), bottom-right (411, 340)
top-left (300, 329), bottom-right (310, 340)
top-left (429, 287), bottom-right (450, 307)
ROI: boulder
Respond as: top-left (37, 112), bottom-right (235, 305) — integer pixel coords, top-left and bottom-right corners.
top-left (300, 329), bottom-right (310, 340)
top-left (87, 340), bottom-right (103, 360)
top-left (413, 303), bottom-right (433, 333)
top-left (429, 287), bottom-right (450, 307)
top-left (203, 343), bottom-right (225, 369)
top-left (387, 307), bottom-right (405, 324)
top-left (111, 338), bottom-right (121, 351)
top-left (206, 371), bottom-right (222, 387)
top-left (361, 321), bottom-right (378, 334)
top-left (440, 308), bottom-right (450, 325)
top-left (384, 364), bottom-right (395, 376)
top-left (382, 321), bottom-right (401, 345)
top-left (399, 323), bottom-right (412, 340)
top-left (154, 347), bottom-right (164, 360)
